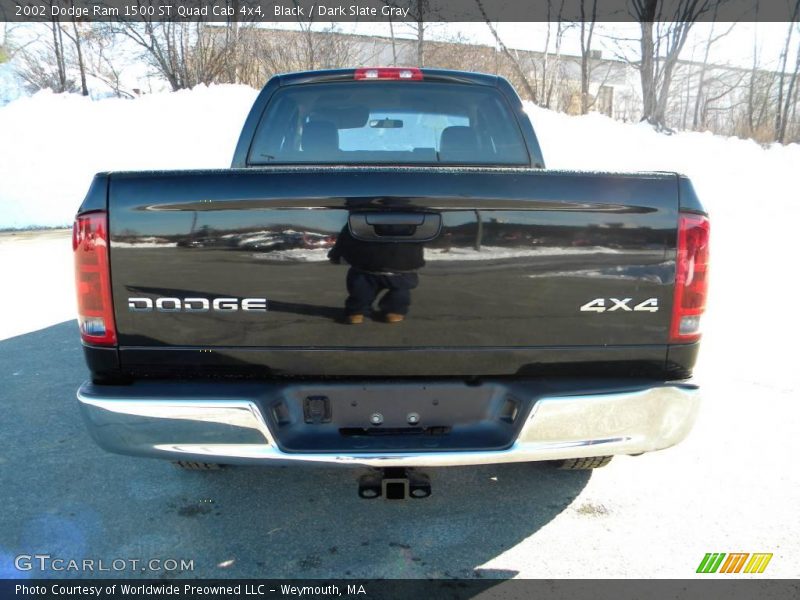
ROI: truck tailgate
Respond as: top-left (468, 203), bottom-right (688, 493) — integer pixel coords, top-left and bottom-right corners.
top-left (107, 167), bottom-right (678, 376)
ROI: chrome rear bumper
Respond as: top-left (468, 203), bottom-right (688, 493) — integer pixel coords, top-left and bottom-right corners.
top-left (77, 381), bottom-right (699, 467)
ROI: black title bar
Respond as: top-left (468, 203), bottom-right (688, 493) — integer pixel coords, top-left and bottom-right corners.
top-left (3, 579), bottom-right (800, 600)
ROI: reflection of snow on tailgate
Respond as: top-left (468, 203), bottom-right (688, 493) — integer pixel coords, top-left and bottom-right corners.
top-left (250, 245), bottom-right (626, 263)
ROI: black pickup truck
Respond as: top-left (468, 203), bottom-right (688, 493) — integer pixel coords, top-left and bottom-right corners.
top-left (74, 68), bottom-right (708, 497)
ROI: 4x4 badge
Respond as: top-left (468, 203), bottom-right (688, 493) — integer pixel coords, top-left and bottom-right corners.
top-left (580, 298), bottom-right (658, 313)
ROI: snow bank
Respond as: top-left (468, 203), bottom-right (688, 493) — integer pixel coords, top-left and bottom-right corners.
top-left (0, 84), bottom-right (798, 230)
top-left (524, 104), bottom-right (800, 216)
top-left (0, 85), bottom-right (258, 229)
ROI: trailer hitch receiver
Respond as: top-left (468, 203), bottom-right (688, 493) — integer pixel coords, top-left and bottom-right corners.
top-left (358, 468), bottom-right (431, 500)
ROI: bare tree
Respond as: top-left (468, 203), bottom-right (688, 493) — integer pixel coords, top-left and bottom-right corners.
top-left (789, 40), bottom-right (800, 141)
top-left (111, 16), bottom-right (241, 91)
top-left (15, 19), bottom-right (77, 94)
top-left (381, 0), bottom-right (430, 65)
top-left (743, 13), bottom-right (778, 139)
top-left (540, 1), bottom-right (568, 110)
top-left (630, 0), bottom-right (712, 130)
top-left (83, 25), bottom-right (133, 98)
top-left (775, 2), bottom-right (800, 142)
top-left (412, 0), bottom-right (427, 66)
top-left (51, 13), bottom-right (68, 92)
top-left (248, 27), bottom-right (354, 84)
top-left (689, 6), bottom-right (737, 128)
top-left (693, 68), bottom-right (747, 132)
top-left (110, 20), bottom-right (184, 91)
top-left (388, 18), bottom-right (398, 66)
top-left (59, 17), bottom-right (90, 96)
top-left (425, 30), bottom-right (503, 74)
top-left (741, 67), bottom-right (778, 142)
top-left (783, 31), bottom-right (800, 142)
top-left (578, 0), bottom-right (598, 114)
top-left (476, 0), bottom-right (537, 101)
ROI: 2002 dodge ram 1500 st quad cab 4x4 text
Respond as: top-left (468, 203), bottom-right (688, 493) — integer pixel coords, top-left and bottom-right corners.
top-left (74, 67), bottom-right (708, 498)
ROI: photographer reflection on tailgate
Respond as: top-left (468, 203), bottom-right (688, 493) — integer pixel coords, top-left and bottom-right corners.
top-left (328, 223), bottom-right (424, 324)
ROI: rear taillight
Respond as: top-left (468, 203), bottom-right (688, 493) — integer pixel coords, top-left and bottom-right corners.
top-left (670, 212), bottom-right (710, 343)
top-left (73, 211), bottom-right (116, 345)
top-left (354, 67), bottom-right (423, 81)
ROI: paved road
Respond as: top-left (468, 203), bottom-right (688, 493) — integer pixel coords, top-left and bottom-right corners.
top-left (1, 223), bottom-right (799, 580)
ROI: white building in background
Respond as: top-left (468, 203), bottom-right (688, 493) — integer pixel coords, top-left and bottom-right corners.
top-left (255, 29), bottom-right (787, 136)
top-left (4, 23), bottom-right (792, 138)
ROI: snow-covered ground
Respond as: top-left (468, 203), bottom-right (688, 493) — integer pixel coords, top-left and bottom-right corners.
top-left (0, 230), bottom-right (75, 340)
top-left (0, 85), bottom-right (259, 229)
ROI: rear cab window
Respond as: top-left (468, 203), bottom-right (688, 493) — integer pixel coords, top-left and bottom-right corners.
top-left (247, 81), bottom-right (530, 166)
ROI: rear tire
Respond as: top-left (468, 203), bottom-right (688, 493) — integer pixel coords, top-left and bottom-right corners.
top-left (552, 456), bottom-right (613, 470)
top-left (173, 461), bottom-right (224, 471)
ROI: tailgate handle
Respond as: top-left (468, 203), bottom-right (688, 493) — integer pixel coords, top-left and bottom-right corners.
top-left (349, 212), bottom-right (441, 242)
top-left (365, 213), bottom-right (425, 226)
